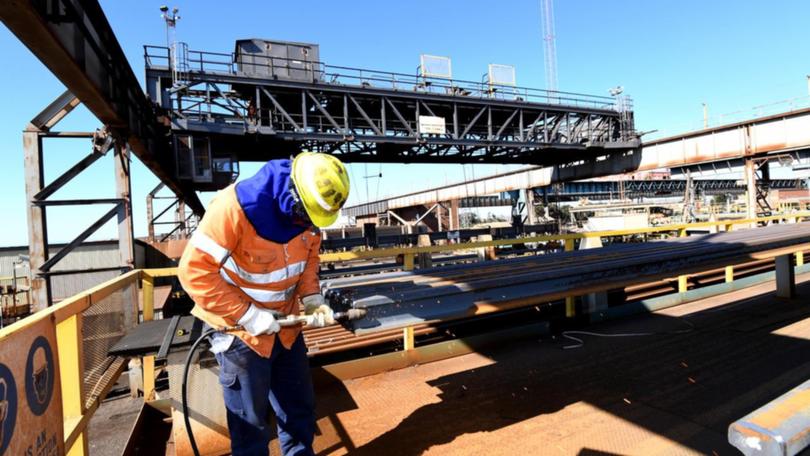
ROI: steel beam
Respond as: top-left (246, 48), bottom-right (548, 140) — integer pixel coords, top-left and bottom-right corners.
top-left (325, 223), bottom-right (810, 334)
top-left (0, 0), bottom-right (204, 214)
top-left (729, 377), bottom-right (810, 455)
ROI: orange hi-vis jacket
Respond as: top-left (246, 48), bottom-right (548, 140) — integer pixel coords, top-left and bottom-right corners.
top-left (177, 185), bottom-right (322, 357)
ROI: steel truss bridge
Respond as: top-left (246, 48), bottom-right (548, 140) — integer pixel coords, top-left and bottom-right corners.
top-left (535, 178), bottom-right (807, 202)
top-left (144, 46), bottom-right (639, 173)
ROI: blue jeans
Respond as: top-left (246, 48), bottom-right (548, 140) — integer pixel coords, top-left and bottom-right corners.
top-left (215, 334), bottom-right (315, 456)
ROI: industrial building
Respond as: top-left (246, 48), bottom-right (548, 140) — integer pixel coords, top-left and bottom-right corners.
top-left (1, 1), bottom-right (810, 455)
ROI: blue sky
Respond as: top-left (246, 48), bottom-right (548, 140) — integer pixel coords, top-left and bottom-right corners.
top-left (1, 0), bottom-right (809, 246)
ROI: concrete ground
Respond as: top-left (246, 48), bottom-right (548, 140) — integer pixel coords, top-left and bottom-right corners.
top-left (310, 273), bottom-right (810, 455)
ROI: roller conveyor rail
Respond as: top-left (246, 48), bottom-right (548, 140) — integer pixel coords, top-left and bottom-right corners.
top-left (324, 223), bottom-right (810, 334)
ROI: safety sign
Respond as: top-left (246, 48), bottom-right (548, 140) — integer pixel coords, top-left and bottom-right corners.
top-left (0, 318), bottom-right (63, 455)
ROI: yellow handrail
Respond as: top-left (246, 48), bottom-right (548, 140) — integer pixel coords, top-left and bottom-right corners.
top-left (318, 212), bottom-right (810, 263)
top-left (0, 269), bottom-right (141, 456)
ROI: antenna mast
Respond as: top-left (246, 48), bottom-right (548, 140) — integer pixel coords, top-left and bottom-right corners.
top-left (541, 0), bottom-right (558, 94)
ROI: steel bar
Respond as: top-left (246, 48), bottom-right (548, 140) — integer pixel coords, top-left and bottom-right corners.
top-left (33, 148), bottom-right (110, 201)
top-left (303, 254), bottom-right (801, 356)
top-left (729, 376), bottom-right (810, 455)
top-left (323, 224), bottom-right (810, 334)
top-left (40, 205), bottom-right (120, 272)
top-left (33, 198), bottom-right (124, 206)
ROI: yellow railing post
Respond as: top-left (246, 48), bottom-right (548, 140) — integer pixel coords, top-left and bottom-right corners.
top-left (141, 273), bottom-right (156, 401)
top-left (564, 238), bottom-right (576, 317)
top-left (57, 313), bottom-right (88, 456)
top-left (725, 266), bottom-right (734, 283)
top-left (797, 252), bottom-right (805, 267)
top-left (678, 228), bottom-right (688, 292)
top-left (678, 275), bottom-right (688, 293)
top-left (403, 253), bottom-right (415, 271)
top-left (403, 326), bottom-right (415, 351)
top-left (142, 273), bottom-right (154, 321)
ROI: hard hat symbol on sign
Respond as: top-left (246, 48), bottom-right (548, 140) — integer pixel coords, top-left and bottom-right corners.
top-left (25, 336), bottom-right (54, 417)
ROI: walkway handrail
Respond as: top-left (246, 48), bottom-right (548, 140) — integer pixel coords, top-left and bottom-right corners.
top-left (319, 212), bottom-right (810, 264)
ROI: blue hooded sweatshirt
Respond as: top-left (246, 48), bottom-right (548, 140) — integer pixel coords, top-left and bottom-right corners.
top-left (235, 159), bottom-right (308, 243)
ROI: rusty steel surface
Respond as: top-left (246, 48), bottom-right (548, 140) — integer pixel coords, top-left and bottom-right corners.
top-left (729, 378), bottom-right (810, 455)
top-left (307, 275), bottom-right (810, 455)
top-left (324, 223), bottom-right (810, 334)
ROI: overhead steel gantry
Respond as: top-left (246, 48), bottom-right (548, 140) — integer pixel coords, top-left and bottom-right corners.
top-left (143, 45), bottom-right (640, 185)
top-left (0, 0), bottom-right (205, 309)
top-left (0, 0), bottom-right (204, 214)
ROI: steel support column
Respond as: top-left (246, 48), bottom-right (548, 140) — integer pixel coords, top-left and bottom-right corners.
top-left (744, 158), bottom-right (757, 224)
top-left (449, 199), bottom-right (460, 231)
top-left (114, 143), bottom-right (135, 271)
top-left (114, 143), bottom-right (138, 326)
top-left (526, 188), bottom-right (538, 225)
top-left (22, 129), bottom-right (50, 310)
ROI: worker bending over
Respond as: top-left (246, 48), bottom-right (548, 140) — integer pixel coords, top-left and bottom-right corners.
top-left (178, 153), bottom-right (350, 456)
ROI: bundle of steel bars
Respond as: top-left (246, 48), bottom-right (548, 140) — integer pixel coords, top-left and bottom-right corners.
top-left (324, 223), bottom-right (810, 334)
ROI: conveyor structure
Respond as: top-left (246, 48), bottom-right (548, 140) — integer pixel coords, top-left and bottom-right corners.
top-left (144, 42), bottom-right (640, 191)
top-left (324, 223), bottom-right (810, 333)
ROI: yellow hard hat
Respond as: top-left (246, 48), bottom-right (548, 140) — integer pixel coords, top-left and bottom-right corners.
top-left (291, 152), bottom-right (350, 227)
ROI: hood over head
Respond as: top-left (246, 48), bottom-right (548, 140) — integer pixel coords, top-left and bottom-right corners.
top-left (235, 159), bottom-right (308, 243)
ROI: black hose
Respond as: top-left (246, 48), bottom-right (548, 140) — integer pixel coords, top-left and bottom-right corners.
top-left (179, 310), bottom-right (364, 456)
top-left (182, 327), bottom-right (218, 456)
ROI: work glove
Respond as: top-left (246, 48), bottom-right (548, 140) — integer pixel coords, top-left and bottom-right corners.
top-left (302, 294), bottom-right (335, 328)
top-left (238, 304), bottom-right (281, 336)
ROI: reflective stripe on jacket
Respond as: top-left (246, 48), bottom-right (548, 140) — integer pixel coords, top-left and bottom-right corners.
top-left (177, 185), bottom-right (322, 357)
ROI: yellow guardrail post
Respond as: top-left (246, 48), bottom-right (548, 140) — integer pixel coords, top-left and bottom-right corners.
top-left (725, 266), bottom-right (734, 283)
top-left (403, 253), bottom-right (415, 271)
top-left (678, 228), bottom-right (689, 293)
top-left (564, 238), bottom-right (576, 317)
top-left (57, 311), bottom-right (88, 456)
top-left (403, 326), bottom-right (415, 351)
top-left (797, 251), bottom-right (805, 267)
top-left (141, 273), bottom-right (156, 401)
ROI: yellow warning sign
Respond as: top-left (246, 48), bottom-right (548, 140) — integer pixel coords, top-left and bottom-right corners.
top-left (0, 317), bottom-right (63, 455)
